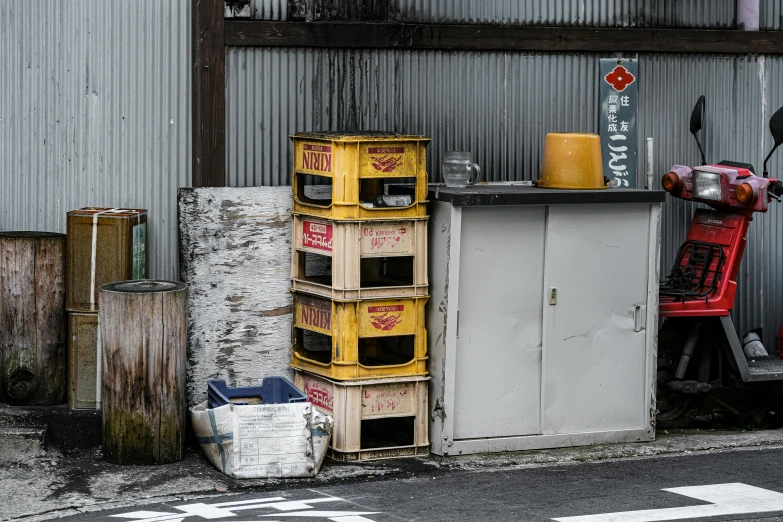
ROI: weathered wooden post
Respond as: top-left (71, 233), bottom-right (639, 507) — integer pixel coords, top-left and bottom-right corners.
top-left (0, 232), bottom-right (67, 405)
top-left (100, 280), bottom-right (187, 464)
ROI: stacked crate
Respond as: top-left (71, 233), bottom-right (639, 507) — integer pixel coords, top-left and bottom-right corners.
top-left (289, 132), bottom-right (431, 461)
top-left (66, 208), bottom-right (147, 409)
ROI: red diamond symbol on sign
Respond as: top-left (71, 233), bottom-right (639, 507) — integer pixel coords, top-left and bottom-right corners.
top-left (604, 65), bottom-right (636, 92)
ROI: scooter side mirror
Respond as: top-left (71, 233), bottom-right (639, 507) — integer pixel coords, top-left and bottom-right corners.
top-left (690, 95), bottom-right (705, 135)
top-left (690, 95), bottom-right (707, 165)
top-left (770, 106), bottom-right (783, 146)
top-left (763, 106), bottom-right (783, 177)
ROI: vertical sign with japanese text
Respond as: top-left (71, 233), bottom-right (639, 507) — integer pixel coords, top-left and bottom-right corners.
top-left (599, 58), bottom-right (638, 188)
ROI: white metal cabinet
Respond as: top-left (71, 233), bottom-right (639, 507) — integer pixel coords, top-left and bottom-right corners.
top-left (427, 186), bottom-right (663, 456)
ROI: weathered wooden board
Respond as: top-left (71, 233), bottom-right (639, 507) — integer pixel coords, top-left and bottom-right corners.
top-left (0, 232), bottom-right (67, 405)
top-left (178, 188), bottom-right (294, 406)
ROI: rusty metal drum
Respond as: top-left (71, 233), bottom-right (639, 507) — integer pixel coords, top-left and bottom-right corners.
top-left (66, 208), bottom-right (147, 313)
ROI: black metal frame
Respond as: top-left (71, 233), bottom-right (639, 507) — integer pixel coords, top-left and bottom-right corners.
top-left (660, 240), bottom-right (725, 301)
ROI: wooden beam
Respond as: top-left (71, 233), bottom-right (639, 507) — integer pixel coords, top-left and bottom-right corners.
top-left (225, 21), bottom-right (783, 54)
top-left (192, 0), bottom-right (226, 188)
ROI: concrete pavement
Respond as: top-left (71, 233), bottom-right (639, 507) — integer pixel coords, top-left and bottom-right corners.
top-left (44, 446), bottom-right (783, 521)
top-left (4, 428), bottom-right (783, 521)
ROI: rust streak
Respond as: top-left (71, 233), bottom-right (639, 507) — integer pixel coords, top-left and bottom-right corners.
top-left (259, 305), bottom-right (293, 317)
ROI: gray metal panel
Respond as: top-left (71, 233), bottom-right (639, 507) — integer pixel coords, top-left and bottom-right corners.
top-left (251, 0), bottom-right (735, 27)
top-left (426, 200), bottom-right (451, 455)
top-left (251, 0), bottom-right (288, 20)
top-left (0, 0), bottom-right (192, 280)
top-left (542, 204), bottom-right (650, 434)
top-left (761, 0), bottom-right (782, 30)
top-left (454, 206), bottom-right (546, 439)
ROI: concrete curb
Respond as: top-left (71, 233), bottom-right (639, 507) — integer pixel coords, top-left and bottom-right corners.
top-left (0, 404), bottom-right (102, 452)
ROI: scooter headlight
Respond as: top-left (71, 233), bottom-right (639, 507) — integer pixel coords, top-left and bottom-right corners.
top-left (693, 170), bottom-right (722, 201)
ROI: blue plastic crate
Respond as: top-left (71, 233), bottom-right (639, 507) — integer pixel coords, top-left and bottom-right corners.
top-left (207, 377), bottom-right (307, 408)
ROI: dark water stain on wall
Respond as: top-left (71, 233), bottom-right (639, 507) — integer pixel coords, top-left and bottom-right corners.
top-left (289, 0), bottom-right (403, 22)
top-left (310, 48), bottom-right (410, 135)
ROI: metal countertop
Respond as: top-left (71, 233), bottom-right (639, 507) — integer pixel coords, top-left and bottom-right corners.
top-left (427, 183), bottom-right (665, 206)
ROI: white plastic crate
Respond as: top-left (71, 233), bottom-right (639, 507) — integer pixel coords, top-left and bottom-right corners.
top-left (291, 214), bottom-right (428, 299)
top-left (293, 370), bottom-right (429, 461)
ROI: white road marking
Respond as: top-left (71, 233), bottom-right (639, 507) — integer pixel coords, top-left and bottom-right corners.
top-left (212, 499), bottom-right (286, 507)
top-left (327, 517), bottom-right (379, 522)
top-left (263, 513), bottom-right (379, 519)
top-left (111, 513), bottom-right (175, 519)
top-left (174, 504), bottom-right (238, 519)
top-left (553, 483), bottom-right (783, 521)
top-left (111, 495), bottom-right (378, 522)
top-left (235, 498), bottom-right (341, 512)
top-left (111, 513), bottom-right (185, 522)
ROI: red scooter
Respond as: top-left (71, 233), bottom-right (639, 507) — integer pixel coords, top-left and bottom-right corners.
top-left (657, 96), bottom-right (783, 427)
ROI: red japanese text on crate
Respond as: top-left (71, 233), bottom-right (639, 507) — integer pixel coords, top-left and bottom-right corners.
top-left (362, 225), bottom-right (407, 251)
top-left (365, 387), bottom-right (408, 414)
top-left (367, 305), bottom-right (404, 331)
top-left (300, 297), bottom-right (332, 332)
top-left (368, 147), bottom-right (405, 173)
top-left (303, 377), bottom-right (334, 412)
top-left (302, 221), bottom-right (333, 251)
top-left (302, 144), bottom-right (332, 172)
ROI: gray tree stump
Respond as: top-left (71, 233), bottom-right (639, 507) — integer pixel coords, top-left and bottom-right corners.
top-left (100, 280), bottom-right (187, 465)
top-left (0, 232), bottom-right (67, 405)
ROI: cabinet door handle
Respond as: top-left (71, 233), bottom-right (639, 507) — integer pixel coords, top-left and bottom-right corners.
top-left (633, 305), bottom-right (646, 332)
top-left (456, 309), bottom-right (460, 338)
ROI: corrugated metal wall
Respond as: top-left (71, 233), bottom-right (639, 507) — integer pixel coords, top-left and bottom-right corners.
top-left (641, 55), bottom-right (783, 348)
top-left (226, 49), bottom-right (783, 347)
top-left (761, 0), bottom-right (783, 30)
top-left (0, 0), bottom-right (191, 280)
top-left (253, 0), bottom-right (740, 27)
top-left (2, 0), bottom-right (781, 342)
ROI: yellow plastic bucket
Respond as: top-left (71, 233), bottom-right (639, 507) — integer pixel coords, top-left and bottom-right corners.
top-left (538, 133), bottom-right (607, 190)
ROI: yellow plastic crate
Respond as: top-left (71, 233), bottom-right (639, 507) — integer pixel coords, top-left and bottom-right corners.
top-left (290, 213), bottom-right (428, 299)
top-left (291, 132), bottom-right (430, 220)
top-left (293, 370), bottom-right (430, 461)
top-left (290, 291), bottom-right (428, 380)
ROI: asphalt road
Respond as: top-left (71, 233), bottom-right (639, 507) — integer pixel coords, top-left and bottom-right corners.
top-left (48, 446), bottom-right (783, 522)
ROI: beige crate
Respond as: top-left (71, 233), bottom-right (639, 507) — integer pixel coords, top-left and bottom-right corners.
top-left (293, 370), bottom-right (429, 461)
top-left (291, 214), bottom-right (428, 299)
top-left (67, 311), bottom-right (100, 410)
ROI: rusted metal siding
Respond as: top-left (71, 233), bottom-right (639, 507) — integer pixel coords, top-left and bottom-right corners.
top-left (0, 0), bottom-right (191, 280)
top-left (227, 49), bottom-right (783, 347)
top-left (252, 0), bottom-right (736, 27)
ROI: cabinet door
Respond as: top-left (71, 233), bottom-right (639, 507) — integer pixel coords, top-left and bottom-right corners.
top-left (453, 207), bottom-right (546, 440)
top-left (542, 204), bottom-right (650, 435)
